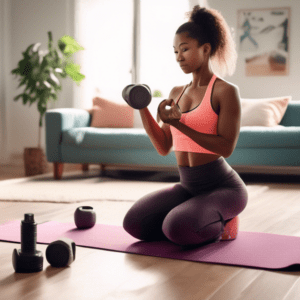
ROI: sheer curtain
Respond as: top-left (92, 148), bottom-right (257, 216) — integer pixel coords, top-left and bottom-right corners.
top-left (73, 0), bottom-right (205, 111)
top-left (140, 0), bottom-right (191, 99)
top-left (74, 0), bottom-right (133, 109)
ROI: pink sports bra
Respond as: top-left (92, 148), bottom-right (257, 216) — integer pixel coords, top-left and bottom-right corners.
top-left (170, 74), bottom-right (219, 154)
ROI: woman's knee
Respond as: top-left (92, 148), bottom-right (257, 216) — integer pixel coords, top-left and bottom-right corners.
top-left (162, 204), bottom-right (223, 246)
top-left (122, 206), bottom-right (136, 236)
top-left (123, 184), bottom-right (191, 241)
top-left (123, 204), bottom-right (148, 239)
top-left (123, 207), bottom-right (170, 241)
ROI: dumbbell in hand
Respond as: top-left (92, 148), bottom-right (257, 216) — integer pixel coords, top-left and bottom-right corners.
top-left (122, 84), bottom-right (152, 109)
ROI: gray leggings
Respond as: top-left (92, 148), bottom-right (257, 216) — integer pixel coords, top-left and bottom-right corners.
top-left (123, 157), bottom-right (248, 246)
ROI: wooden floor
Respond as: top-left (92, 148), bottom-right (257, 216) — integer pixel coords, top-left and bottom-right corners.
top-left (1, 161), bottom-right (300, 300)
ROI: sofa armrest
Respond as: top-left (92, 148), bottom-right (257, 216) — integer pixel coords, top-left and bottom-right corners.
top-left (280, 100), bottom-right (300, 126)
top-left (45, 108), bottom-right (91, 162)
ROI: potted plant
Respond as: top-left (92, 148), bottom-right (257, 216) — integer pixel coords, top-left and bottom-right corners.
top-left (11, 31), bottom-right (85, 176)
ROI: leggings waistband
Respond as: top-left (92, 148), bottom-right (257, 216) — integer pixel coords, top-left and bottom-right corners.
top-left (178, 157), bottom-right (234, 186)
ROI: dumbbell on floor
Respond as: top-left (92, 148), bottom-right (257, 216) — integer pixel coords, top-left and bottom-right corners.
top-left (13, 206), bottom-right (97, 272)
top-left (12, 214), bottom-right (44, 273)
top-left (122, 84), bottom-right (152, 109)
top-left (46, 238), bottom-right (76, 268)
top-left (46, 206), bottom-right (96, 268)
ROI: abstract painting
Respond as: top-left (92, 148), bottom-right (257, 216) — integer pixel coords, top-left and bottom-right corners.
top-left (237, 7), bottom-right (290, 76)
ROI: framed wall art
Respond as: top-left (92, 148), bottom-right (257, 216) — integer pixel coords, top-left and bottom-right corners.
top-left (237, 7), bottom-right (290, 76)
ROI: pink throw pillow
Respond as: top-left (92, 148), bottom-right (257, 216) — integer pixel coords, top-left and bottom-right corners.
top-left (241, 96), bottom-right (291, 127)
top-left (89, 97), bottom-right (134, 128)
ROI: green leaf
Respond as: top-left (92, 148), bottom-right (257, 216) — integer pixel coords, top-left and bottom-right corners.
top-left (47, 31), bottom-right (53, 52)
top-left (11, 68), bottom-right (21, 75)
top-left (29, 95), bottom-right (37, 106)
top-left (17, 77), bottom-right (28, 89)
top-left (23, 43), bottom-right (35, 56)
top-left (50, 93), bottom-right (58, 101)
top-left (58, 35), bottom-right (84, 57)
top-left (22, 94), bottom-right (31, 105)
top-left (13, 94), bottom-right (24, 101)
top-left (65, 63), bottom-right (85, 84)
top-left (153, 90), bottom-right (163, 97)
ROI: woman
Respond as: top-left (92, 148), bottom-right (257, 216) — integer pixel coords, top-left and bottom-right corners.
top-left (123, 5), bottom-right (248, 247)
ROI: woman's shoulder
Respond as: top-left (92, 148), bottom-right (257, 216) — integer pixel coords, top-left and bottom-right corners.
top-left (214, 77), bottom-right (240, 108)
top-left (169, 85), bottom-right (186, 100)
top-left (215, 77), bottom-right (239, 93)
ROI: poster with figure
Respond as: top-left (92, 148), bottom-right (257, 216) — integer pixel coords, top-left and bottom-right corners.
top-left (237, 7), bottom-right (290, 76)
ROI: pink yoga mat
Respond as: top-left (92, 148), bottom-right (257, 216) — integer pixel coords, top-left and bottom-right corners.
top-left (1, 220), bottom-right (300, 270)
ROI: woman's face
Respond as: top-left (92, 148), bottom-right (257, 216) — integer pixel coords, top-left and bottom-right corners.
top-left (173, 32), bottom-right (209, 74)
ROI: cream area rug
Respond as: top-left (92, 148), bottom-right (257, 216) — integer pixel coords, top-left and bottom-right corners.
top-left (0, 169), bottom-right (269, 203)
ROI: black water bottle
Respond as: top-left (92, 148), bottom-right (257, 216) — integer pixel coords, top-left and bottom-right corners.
top-left (12, 213), bottom-right (44, 273)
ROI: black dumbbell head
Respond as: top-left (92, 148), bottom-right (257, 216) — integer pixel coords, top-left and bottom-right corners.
top-left (122, 84), bottom-right (152, 109)
top-left (46, 238), bottom-right (76, 268)
top-left (12, 249), bottom-right (44, 273)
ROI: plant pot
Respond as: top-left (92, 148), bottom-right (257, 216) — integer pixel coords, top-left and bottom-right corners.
top-left (24, 147), bottom-right (48, 177)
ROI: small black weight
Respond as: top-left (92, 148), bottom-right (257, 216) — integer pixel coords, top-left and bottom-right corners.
top-left (74, 206), bottom-right (96, 229)
top-left (46, 237), bottom-right (76, 268)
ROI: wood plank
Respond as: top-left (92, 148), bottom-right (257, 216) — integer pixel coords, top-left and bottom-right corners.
top-left (1, 162), bottom-right (300, 299)
top-left (234, 271), bottom-right (299, 300)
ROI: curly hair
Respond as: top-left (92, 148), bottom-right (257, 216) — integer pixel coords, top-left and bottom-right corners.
top-left (176, 5), bottom-right (237, 77)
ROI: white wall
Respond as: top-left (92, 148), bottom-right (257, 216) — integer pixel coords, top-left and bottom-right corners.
top-left (0, 0), bottom-right (10, 164)
top-left (0, 0), bottom-right (75, 163)
top-left (1, 0), bottom-right (300, 163)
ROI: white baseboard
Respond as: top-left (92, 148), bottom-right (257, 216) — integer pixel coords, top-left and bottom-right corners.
top-left (4, 154), bottom-right (300, 175)
top-left (232, 165), bottom-right (300, 175)
top-left (100, 163), bottom-right (300, 175)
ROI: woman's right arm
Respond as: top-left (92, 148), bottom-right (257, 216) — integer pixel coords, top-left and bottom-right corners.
top-left (139, 87), bottom-right (178, 156)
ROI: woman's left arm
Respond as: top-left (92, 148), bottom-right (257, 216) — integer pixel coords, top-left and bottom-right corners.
top-left (168, 85), bottom-right (241, 158)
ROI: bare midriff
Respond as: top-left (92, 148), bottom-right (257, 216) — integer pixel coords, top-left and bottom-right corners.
top-left (175, 151), bottom-right (221, 167)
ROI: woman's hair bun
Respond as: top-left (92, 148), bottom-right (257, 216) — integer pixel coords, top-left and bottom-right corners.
top-left (189, 5), bottom-right (215, 29)
top-left (178, 4), bottom-right (238, 77)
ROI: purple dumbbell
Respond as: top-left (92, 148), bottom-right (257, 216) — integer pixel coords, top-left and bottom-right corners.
top-left (74, 206), bottom-right (96, 229)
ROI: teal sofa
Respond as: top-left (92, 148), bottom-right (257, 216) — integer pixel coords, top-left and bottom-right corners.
top-left (45, 101), bottom-right (300, 179)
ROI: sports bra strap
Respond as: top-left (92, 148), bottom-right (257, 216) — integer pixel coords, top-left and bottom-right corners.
top-left (175, 84), bottom-right (190, 105)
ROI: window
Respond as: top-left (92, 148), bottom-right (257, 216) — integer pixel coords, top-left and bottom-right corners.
top-left (74, 0), bottom-right (133, 108)
top-left (140, 0), bottom-right (191, 98)
top-left (74, 0), bottom-right (200, 110)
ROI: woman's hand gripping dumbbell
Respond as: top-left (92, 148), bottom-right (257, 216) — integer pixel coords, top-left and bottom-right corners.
top-left (157, 99), bottom-right (182, 125)
top-left (122, 84), bottom-right (182, 125)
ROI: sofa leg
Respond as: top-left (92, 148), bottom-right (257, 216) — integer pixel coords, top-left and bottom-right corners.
top-left (82, 163), bottom-right (89, 172)
top-left (54, 162), bottom-right (64, 180)
top-left (100, 164), bottom-right (106, 176)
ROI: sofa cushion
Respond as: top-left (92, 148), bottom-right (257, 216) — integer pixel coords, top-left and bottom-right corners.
top-left (237, 126), bottom-right (300, 148)
top-left (241, 96), bottom-right (291, 127)
top-left (62, 128), bottom-right (154, 149)
top-left (87, 97), bottom-right (134, 128)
